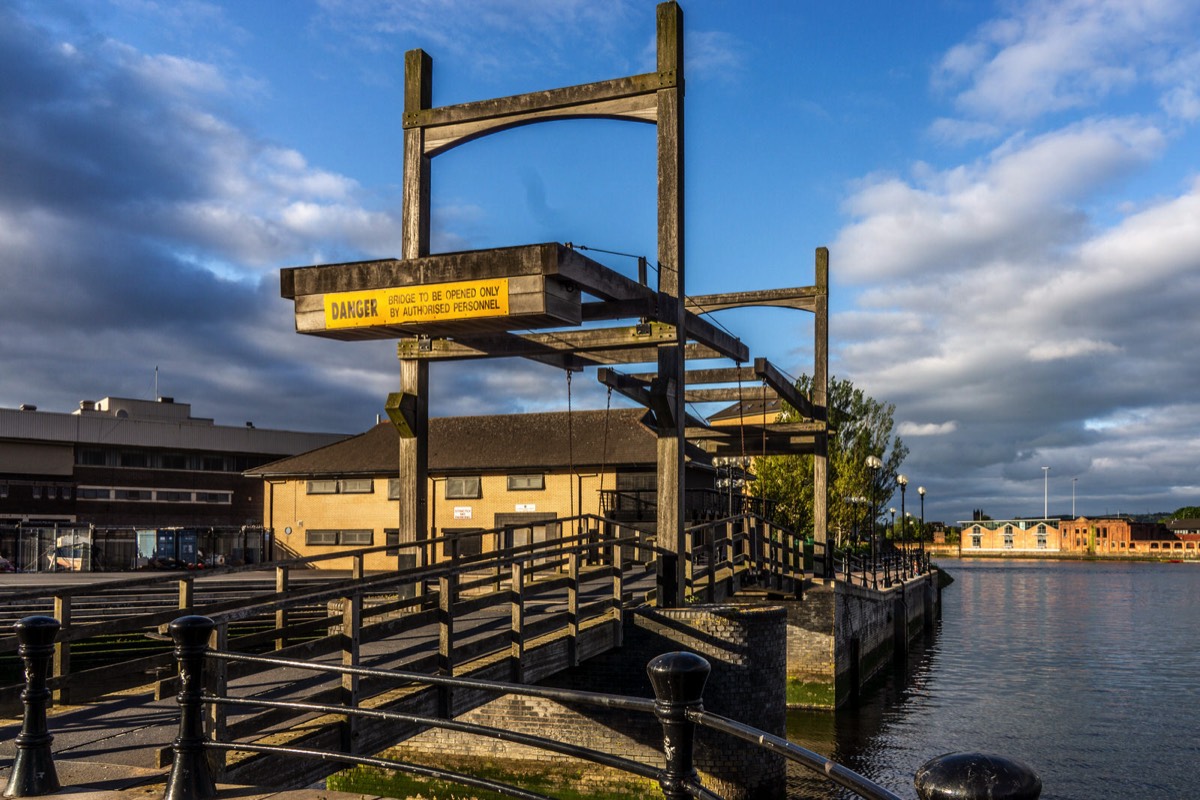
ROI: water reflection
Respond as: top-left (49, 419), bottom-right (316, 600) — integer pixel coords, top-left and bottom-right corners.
top-left (784, 559), bottom-right (1200, 800)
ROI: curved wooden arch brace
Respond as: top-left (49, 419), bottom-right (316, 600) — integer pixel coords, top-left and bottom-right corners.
top-left (414, 78), bottom-right (664, 157)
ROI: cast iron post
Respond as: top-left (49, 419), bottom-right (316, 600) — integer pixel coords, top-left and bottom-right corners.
top-left (4, 616), bottom-right (60, 797)
top-left (164, 615), bottom-right (217, 800)
top-left (647, 651), bottom-right (710, 800)
top-left (915, 752), bottom-right (1041, 800)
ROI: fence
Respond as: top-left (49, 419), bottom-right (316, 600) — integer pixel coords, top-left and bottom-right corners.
top-left (0, 614), bottom-right (1044, 800)
top-left (0, 523), bottom-right (270, 573)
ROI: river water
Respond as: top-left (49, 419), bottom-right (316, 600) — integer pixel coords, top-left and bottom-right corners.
top-left (785, 558), bottom-right (1200, 799)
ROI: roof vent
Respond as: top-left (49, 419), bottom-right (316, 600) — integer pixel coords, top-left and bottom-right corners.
top-left (158, 396), bottom-right (175, 404)
top-left (19, 404), bottom-right (37, 412)
top-left (79, 400), bottom-right (95, 411)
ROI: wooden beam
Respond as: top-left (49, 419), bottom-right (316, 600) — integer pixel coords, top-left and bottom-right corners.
top-left (684, 387), bottom-right (780, 404)
top-left (408, 73), bottom-right (671, 156)
top-left (686, 286), bottom-right (819, 313)
top-left (754, 357), bottom-right (815, 419)
top-left (396, 324), bottom-right (677, 361)
top-left (282, 243), bottom-right (609, 299)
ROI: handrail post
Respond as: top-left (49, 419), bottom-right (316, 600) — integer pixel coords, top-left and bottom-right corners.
top-left (915, 752), bottom-right (1041, 799)
top-left (510, 561), bottom-right (525, 682)
top-left (437, 574), bottom-right (456, 718)
top-left (164, 615), bottom-right (216, 800)
top-left (274, 565), bottom-right (289, 651)
top-left (4, 616), bottom-right (61, 798)
top-left (50, 595), bottom-right (70, 706)
top-left (647, 652), bottom-right (710, 800)
top-left (567, 551), bottom-right (580, 667)
top-left (341, 590), bottom-right (362, 753)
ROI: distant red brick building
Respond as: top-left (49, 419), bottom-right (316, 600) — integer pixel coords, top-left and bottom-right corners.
top-left (1059, 516), bottom-right (1195, 557)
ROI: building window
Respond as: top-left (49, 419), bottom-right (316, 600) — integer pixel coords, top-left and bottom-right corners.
top-left (115, 489), bottom-right (152, 501)
top-left (307, 480), bottom-right (338, 495)
top-left (157, 490), bottom-right (192, 502)
top-left (385, 529), bottom-right (399, 555)
top-left (161, 454), bottom-right (188, 470)
top-left (306, 530), bottom-right (339, 546)
top-left (507, 474), bottom-right (545, 491)
top-left (339, 478), bottom-right (373, 494)
top-left (31, 485), bottom-right (42, 499)
top-left (1003, 533), bottom-right (1014, 549)
top-left (971, 535), bottom-right (982, 548)
top-left (194, 492), bottom-right (231, 504)
top-left (0, 483), bottom-right (9, 499)
top-left (341, 530), bottom-right (373, 546)
top-left (388, 479), bottom-right (401, 500)
top-left (120, 452), bottom-right (149, 468)
top-left (305, 529), bottom-right (373, 547)
top-left (1037, 535), bottom-right (1047, 549)
top-left (78, 449), bottom-right (108, 466)
top-left (445, 476), bottom-right (481, 500)
top-left (78, 488), bottom-right (112, 500)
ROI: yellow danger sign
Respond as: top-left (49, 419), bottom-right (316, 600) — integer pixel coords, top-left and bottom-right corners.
top-left (324, 278), bottom-right (510, 329)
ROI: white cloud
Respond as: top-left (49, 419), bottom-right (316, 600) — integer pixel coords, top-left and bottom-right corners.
top-left (935, 0), bottom-right (1198, 124)
top-left (836, 118), bottom-right (1164, 282)
top-left (1029, 339), bottom-right (1120, 362)
top-left (898, 421), bottom-right (959, 437)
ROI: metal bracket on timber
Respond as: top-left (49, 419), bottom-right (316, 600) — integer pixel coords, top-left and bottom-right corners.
top-left (600, 355), bottom-right (827, 457)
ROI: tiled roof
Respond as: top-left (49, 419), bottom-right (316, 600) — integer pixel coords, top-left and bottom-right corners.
top-left (246, 408), bottom-right (668, 477)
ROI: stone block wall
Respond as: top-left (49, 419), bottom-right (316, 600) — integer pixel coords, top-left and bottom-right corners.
top-left (397, 604), bottom-right (788, 800)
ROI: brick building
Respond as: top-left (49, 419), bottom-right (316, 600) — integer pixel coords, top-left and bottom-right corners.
top-left (957, 519), bottom-right (1060, 554)
top-left (1059, 516), bottom-right (1188, 556)
top-left (247, 408), bottom-right (718, 570)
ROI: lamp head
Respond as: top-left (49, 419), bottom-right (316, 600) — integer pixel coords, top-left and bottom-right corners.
top-left (918, 486), bottom-right (926, 496)
top-left (897, 473), bottom-right (908, 486)
top-left (865, 455), bottom-right (883, 471)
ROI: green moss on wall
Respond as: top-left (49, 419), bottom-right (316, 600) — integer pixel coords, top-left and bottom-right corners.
top-left (786, 677), bottom-right (836, 709)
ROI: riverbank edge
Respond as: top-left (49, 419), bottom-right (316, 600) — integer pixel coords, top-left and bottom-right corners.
top-left (926, 550), bottom-right (1199, 564)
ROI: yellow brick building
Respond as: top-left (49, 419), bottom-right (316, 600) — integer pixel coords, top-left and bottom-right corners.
top-left (957, 519), bottom-right (1060, 554)
top-left (248, 409), bottom-right (715, 570)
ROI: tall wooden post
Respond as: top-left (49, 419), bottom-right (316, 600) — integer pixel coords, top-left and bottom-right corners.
top-left (813, 248), bottom-right (829, 573)
top-left (655, 1), bottom-right (686, 607)
top-left (399, 50), bottom-right (432, 552)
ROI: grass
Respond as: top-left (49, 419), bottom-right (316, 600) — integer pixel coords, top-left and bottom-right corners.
top-left (326, 752), bottom-right (661, 800)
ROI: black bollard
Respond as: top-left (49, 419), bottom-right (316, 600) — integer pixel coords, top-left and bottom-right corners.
top-left (647, 651), bottom-right (710, 800)
top-left (164, 615), bottom-right (217, 800)
top-left (915, 752), bottom-right (1041, 800)
top-left (4, 617), bottom-right (61, 798)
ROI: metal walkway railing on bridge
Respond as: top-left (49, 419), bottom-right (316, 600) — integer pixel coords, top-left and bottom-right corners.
top-left (0, 512), bottom-right (944, 799)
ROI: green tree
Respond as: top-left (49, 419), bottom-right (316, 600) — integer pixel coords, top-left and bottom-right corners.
top-left (1168, 506), bottom-right (1200, 520)
top-left (750, 375), bottom-right (908, 545)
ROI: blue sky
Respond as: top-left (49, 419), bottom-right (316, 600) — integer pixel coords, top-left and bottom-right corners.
top-left (3, 0), bottom-right (1199, 524)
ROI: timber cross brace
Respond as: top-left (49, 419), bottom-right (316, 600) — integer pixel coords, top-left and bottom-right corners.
top-left (278, 1), bottom-right (830, 606)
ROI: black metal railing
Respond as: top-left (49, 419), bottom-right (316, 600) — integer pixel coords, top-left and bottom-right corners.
top-left (838, 546), bottom-right (932, 589)
top-left (140, 616), bottom-right (1038, 800)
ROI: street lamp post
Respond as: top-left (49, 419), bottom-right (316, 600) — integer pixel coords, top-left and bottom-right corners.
top-left (918, 486), bottom-right (926, 563)
top-left (887, 507), bottom-right (896, 587)
top-left (1042, 466), bottom-right (1050, 519)
top-left (897, 474), bottom-right (908, 568)
top-left (865, 455), bottom-right (883, 584)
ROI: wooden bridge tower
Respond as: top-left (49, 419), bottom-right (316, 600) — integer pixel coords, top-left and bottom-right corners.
top-left (279, 2), bottom-right (830, 606)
